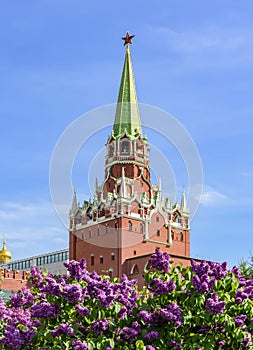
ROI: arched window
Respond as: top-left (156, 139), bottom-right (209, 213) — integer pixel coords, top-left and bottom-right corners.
top-left (100, 256), bottom-right (104, 264)
top-left (144, 261), bottom-right (152, 271)
top-left (109, 268), bottom-right (113, 278)
top-left (171, 231), bottom-right (174, 240)
top-left (180, 232), bottom-right (184, 241)
top-left (97, 227), bottom-right (100, 236)
top-left (106, 224), bottom-right (109, 233)
top-left (139, 223), bottom-right (143, 234)
top-left (111, 253), bottom-right (115, 261)
top-left (121, 140), bottom-right (130, 153)
top-left (128, 221), bottom-right (132, 231)
top-left (175, 215), bottom-right (180, 223)
top-left (131, 264), bottom-right (139, 274)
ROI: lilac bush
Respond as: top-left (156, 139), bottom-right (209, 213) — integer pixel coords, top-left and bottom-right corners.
top-left (0, 248), bottom-right (253, 349)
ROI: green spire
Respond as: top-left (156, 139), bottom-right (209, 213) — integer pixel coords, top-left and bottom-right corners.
top-left (113, 44), bottom-right (142, 138)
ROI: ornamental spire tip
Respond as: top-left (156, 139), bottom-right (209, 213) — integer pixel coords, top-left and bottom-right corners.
top-left (122, 32), bottom-right (135, 46)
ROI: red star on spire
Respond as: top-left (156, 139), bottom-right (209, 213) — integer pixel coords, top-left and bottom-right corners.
top-left (122, 32), bottom-right (135, 46)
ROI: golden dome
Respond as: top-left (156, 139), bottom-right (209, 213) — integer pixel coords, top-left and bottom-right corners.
top-left (0, 241), bottom-right (12, 264)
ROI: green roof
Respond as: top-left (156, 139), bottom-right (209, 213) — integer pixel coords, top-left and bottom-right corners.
top-left (113, 45), bottom-right (142, 139)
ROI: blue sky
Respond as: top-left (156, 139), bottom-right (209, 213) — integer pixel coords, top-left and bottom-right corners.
top-left (0, 1), bottom-right (253, 267)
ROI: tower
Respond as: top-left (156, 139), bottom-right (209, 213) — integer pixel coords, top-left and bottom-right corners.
top-left (69, 34), bottom-right (190, 284)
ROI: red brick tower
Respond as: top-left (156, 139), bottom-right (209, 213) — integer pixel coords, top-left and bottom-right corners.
top-left (69, 35), bottom-right (190, 284)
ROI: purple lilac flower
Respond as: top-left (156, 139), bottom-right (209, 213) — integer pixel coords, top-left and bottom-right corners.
top-left (62, 284), bottom-right (84, 303)
top-left (242, 332), bottom-right (251, 347)
top-left (41, 276), bottom-right (62, 297)
top-left (19, 329), bottom-right (36, 345)
top-left (51, 323), bottom-right (74, 337)
top-left (138, 310), bottom-right (153, 323)
top-left (170, 339), bottom-right (182, 349)
top-left (149, 278), bottom-right (175, 295)
top-left (75, 305), bottom-right (90, 317)
top-left (218, 341), bottom-right (225, 347)
top-left (0, 299), bottom-right (6, 320)
top-left (146, 346), bottom-right (155, 350)
top-left (157, 302), bottom-right (182, 326)
top-left (10, 292), bottom-right (24, 308)
top-left (64, 259), bottom-right (88, 281)
top-left (131, 321), bottom-right (141, 332)
top-left (206, 293), bottom-right (226, 315)
top-left (197, 325), bottom-right (210, 334)
top-left (29, 267), bottom-right (44, 287)
top-left (118, 307), bottom-right (127, 319)
top-left (192, 274), bottom-right (215, 294)
top-left (144, 331), bottom-right (159, 341)
top-left (0, 325), bottom-right (24, 349)
top-left (31, 302), bottom-right (60, 318)
top-left (121, 327), bottom-right (139, 341)
top-left (71, 340), bottom-right (88, 350)
top-left (235, 280), bottom-right (253, 304)
top-left (149, 248), bottom-right (170, 273)
top-left (191, 260), bottom-right (228, 294)
top-left (234, 315), bottom-right (247, 327)
top-left (93, 318), bottom-right (108, 335)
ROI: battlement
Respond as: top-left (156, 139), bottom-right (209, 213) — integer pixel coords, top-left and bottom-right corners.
top-left (0, 269), bottom-right (29, 291)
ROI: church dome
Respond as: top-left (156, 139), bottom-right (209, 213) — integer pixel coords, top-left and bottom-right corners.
top-left (0, 241), bottom-right (12, 264)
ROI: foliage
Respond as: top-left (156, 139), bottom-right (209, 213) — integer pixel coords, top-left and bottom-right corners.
top-left (239, 254), bottom-right (253, 280)
top-left (0, 249), bottom-right (253, 349)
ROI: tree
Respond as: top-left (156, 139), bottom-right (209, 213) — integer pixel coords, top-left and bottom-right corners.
top-left (0, 250), bottom-right (253, 349)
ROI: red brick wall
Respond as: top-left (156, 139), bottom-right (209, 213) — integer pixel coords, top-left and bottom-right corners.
top-left (0, 269), bottom-right (28, 291)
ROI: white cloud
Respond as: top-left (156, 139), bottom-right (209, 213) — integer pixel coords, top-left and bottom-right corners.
top-left (147, 25), bottom-right (253, 69)
top-left (151, 25), bottom-right (253, 53)
top-left (201, 185), bottom-right (231, 207)
top-left (190, 184), bottom-right (231, 207)
top-left (0, 200), bottom-right (68, 260)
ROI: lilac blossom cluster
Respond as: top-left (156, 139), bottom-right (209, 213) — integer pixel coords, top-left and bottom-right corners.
top-left (206, 293), bottom-right (226, 315)
top-left (149, 248), bottom-right (170, 273)
top-left (191, 259), bottom-right (228, 294)
top-left (0, 252), bottom-right (253, 349)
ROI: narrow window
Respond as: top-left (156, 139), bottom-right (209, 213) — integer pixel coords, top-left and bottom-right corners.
top-left (156, 216), bottom-right (159, 222)
top-left (139, 224), bottom-right (143, 234)
top-left (91, 255), bottom-right (94, 266)
top-left (180, 232), bottom-right (184, 241)
top-left (122, 140), bottom-right (129, 153)
top-left (106, 224), bottom-right (109, 233)
top-left (133, 250), bottom-right (137, 255)
top-left (156, 229), bottom-right (160, 237)
top-left (100, 256), bottom-right (104, 264)
top-left (111, 253), bottom-right (115, 261)
top-left (128, 221), bottom-right (132, 231)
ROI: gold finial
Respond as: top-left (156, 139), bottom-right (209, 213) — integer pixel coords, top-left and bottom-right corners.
top-left (122, 32), bottom-right (135, 46)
